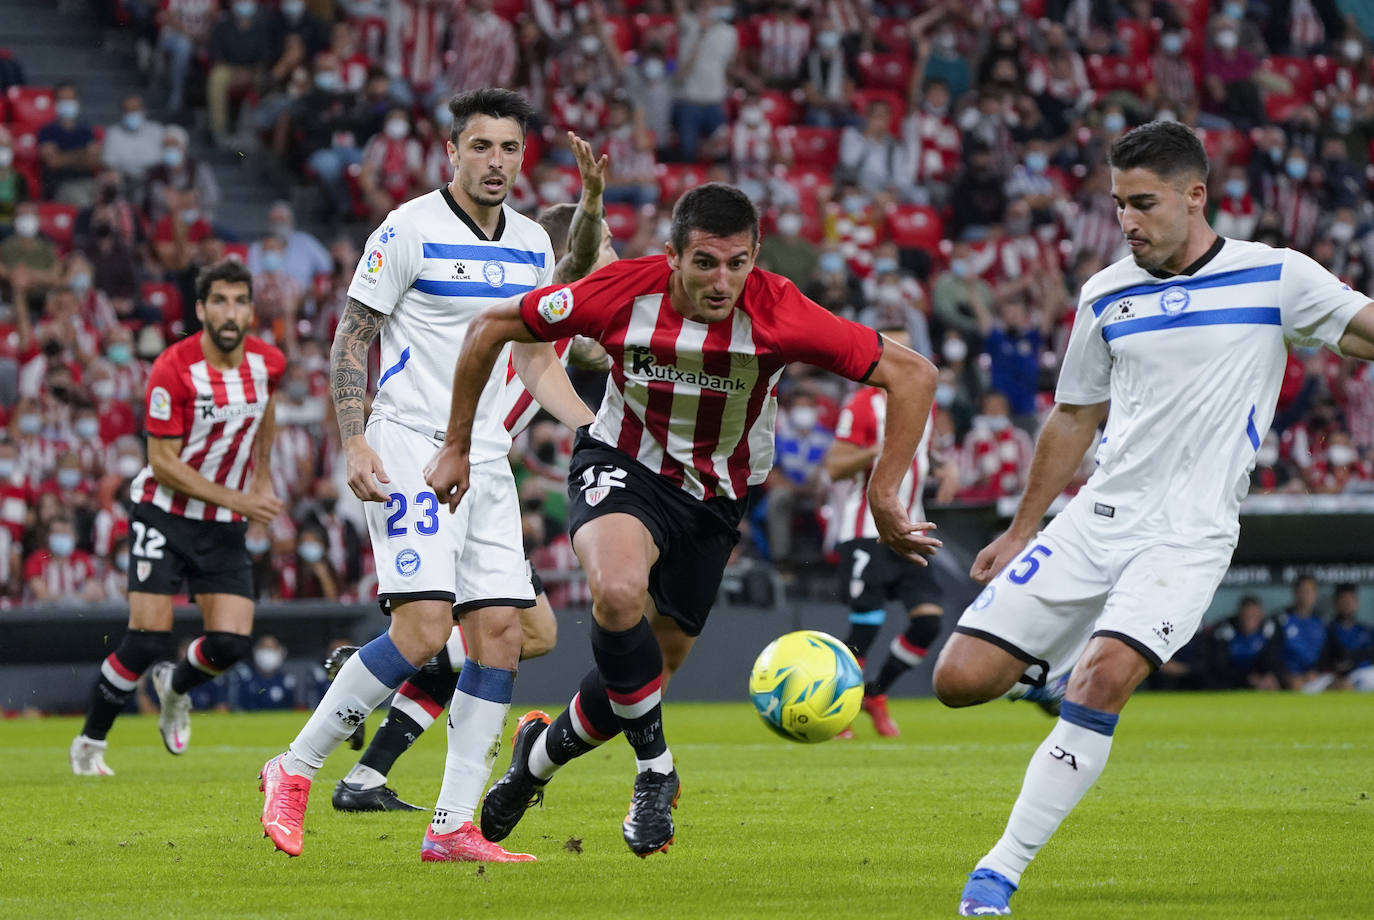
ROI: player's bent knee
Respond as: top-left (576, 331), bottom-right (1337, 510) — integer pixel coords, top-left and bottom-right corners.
top-left (591, 578), bottom-right (650, 629)
top-left (520, 612), bottom-right (557, 660)
top-left (931, 636), bottom-right (1020, 707)
top-left (199, 631), bottom-right (254, 670)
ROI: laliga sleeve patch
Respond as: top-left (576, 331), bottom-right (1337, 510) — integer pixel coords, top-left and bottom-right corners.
top-left (537, 288), bottom-right (574, 324)
top-left (149, 386), bottom-right (172, 421)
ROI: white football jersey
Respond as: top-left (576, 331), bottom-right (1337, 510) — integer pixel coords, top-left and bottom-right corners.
top-left (347, 187), bottom-right (555, 463)
top-left (1056, 238), bottom-right (1369, 547)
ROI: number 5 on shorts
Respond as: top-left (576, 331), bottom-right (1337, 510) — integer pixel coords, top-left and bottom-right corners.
top-left (1006, 544), bottom-right (1052, 585)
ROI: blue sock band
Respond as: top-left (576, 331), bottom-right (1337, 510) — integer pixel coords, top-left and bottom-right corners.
top-left (1059, 700), bottom-right (1119, 737)
top-left (357, 633), bottom-right (418, 688)
top-left (849, 609), bottom-right (886, 626)
top-left (455, 659), bottom-right (515, 704)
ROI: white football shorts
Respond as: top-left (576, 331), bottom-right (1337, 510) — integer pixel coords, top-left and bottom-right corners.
top-left (365, 418), bottom-right (534, 612)
top-left (954, 505), bottom-right (1233, 679)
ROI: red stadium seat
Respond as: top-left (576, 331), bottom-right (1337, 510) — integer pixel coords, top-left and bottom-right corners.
top-left (1086, 55), bottom-right (1150, 93)
top-left (775, 126), bottom-right (840, 171)
top-left (632, 13), bottom-right (677, 57)
top-left (10, 126), bottom-right (39, 198)
top-left (1114, 20), bottom-right (1156, 59)
top-left (603, 202), bottom-right (640, 239)
top-left (36, 201), bottom-right (76, 252)
top-left (222, 242), bottom-right (249, 263)
top-left (655, 162), bottom-right (709, 203)
top-left (884, 204), bottom-right (943, 253)
top-left (1309, 54), bottom-right (1338, 89)
top-left (141, 282), bottom-right (183, 334)
top-left (6, 86), bottom-right (55, 128)
top-left (1260, 56), bottom-right (1315, 96)
top-left (849, 88), bottom-right (906, 131)
top-left (856, 53), bottom-right (913, 93)
top-left (757, 90), bottom-right (800, 127)
top-left (602, 16), bottom-right (637, 55)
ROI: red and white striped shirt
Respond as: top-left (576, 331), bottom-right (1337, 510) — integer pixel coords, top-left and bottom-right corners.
top-left (520, 256), bottom-right (884, 501)
top-left (830, 390), bottom-right (934, 542)
top-left (131, 336), bottom-right (285, 522)
top-left (756, 15), bottom-right (811, 84)
top-left (498, 339), bottom-right (575, 437)
top-left (24, 549), bottom-right (96, 603)
top-left (446, 6), bottom-right (518, 93)
top-left (384, 0), bottom-right (450, 92)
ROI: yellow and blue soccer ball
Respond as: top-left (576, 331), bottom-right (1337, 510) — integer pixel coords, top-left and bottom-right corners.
top-left (748, 630), bottom-right (864, 743)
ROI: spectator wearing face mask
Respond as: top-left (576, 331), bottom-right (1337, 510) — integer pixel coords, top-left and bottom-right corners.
top-left (444, 0), bottom-right (518, 95)
top-left (24, 516), bottom-right (103, 603)
top-left (69, 409), bottom-right (107, 476)
top-left (975, 298), bottom-right (1049, 435)
top-left (618, 41), bottom-right (677, 152)
top-left (357, 109), bottom-right (425, 224)
top-left (0, 441), bottom-right (32, 542)
top-left (37, 83), bottom-right (102, 206)
top-left (957, 391), bottom-right (1034, 502)
top-left (250, 233), bottom-right (305, 354)
top-left (759, 210), bottom-right (819, 288)
top-left (673, 0), bottom-right (739, 162)
top-left (206, 0), bottom-right (284, 147)
top-left (236, 635), bottom-right (300, 710)
top-left (300, 478), bottom-right (363, 589)
top-left (839, 100), bottom-right (919, 201)
top-left (1146, 30), bottom-right (1200, 122)
top-left (1201, 19), bottom-right (1263, 128)
top-left (0, 202), bottom-right (61, 316)
top-left (102, 95), bottom-right (165, 191)
top-left (247, 201), bottom-right (332, 291)
top-left (282, 528), bottom-right (338, 600)
top-left (1212, 164), bottom-right (1259, 241)
top-left (931, 240), bottom-right (996, 345)
top-left (804, 246), bottom-right (867, 322)
top-left (1308, 430), bottom-right (1370, 493)
top-left (144, 126), bottom-right (221, 224)
top-left (1268, 146), bottom-right (1322, 251)
top-left (921, 21), bottom-right (971, 102)
top-left (799, 17), bottom-right (858, 128)
top-left (599, 98), bottom-right (661, 210)
top-left (0, 125), bottom-right (30, 238)
top-left (100, 533), bottom-right (131, 603)
top-left (765, 388), bottom-right (835, 573)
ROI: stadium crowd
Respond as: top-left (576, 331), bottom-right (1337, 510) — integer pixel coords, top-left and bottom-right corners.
top-left (2, 0), bottom-right (1374, 626)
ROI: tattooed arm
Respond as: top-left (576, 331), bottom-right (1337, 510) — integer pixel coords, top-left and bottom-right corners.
top-left (332, 296), bottom-right (392, 501)
top-left (554, 132), bottom-right (609, 284)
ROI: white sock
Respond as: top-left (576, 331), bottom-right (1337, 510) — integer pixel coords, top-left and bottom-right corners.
top-left (636, 749), bottom-right (674, 776)
top-left (429, 690), bottom-right (510, 832)
top-left (977, 712), bottom-right (1115, 885)
top-left (527, 733), bottom-right (560, 781)
top-left (344, 764), bottom-right (387, 789)
top-left (287, 653), bottom-right (396, 771)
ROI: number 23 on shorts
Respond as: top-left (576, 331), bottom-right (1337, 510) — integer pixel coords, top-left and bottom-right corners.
top-left (1006, 544), bottom-right (1053, 585)
top-left (384, 491), bottom-right (440, 538)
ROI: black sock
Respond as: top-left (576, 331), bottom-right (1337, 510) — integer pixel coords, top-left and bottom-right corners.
top-left (845, 622), bottom-right (882, 666)
top-left (591, 618), bottom-right (667, 765)
top-left (868, 615), bottom-right (941, 696)
top-left (542, 668), bottom-right (620, 769)
top-left (358, 664), bottom-right (459, 776)
top-left (82, 629), bottom-right (172, 741)
top-left (170, 631), bottom-right (252, 694)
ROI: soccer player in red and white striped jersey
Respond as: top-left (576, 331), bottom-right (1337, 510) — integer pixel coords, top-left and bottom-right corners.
top-left (72, 260), bottom-right (284, 777)
top-left (825, 324), bottom-right (956, 738)
top-left (430, 183), bottom-right (940, 857)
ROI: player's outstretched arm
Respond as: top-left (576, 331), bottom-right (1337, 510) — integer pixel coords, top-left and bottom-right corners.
top-left (969, 400), bottom-right (1108, 584)
top-left (427, 300), bottom-right (540, 511)
top-left (864, 338), bottom-right (942, 564)
top-left (147, 436), bottom-right (284, 523)
top-left (331, 296), bottom-right (391, 502)
top-left (511, 342), bottom-right (597, 432)
top-left (1337, 302), bottom-right (1374, 361)
top-left (556, 132), bottom-right (609, 284)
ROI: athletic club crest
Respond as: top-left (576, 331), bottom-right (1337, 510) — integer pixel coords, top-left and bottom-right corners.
top-left (483, 260), bottom-right (505, 287)
top-left (584, 485), bottom-right (611, 507)
top-left (136, 560), bottom-right (151, 582)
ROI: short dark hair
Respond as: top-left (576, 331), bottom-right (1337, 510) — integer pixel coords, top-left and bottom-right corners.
top-left (447, 88), bottom-right (536, 146)
top-left (1238, 595), bottom-right (1262, 609)
top-left (1107, 120), bottom-right (1209, 183)
top-left (1295, 573), bottom-right (1319, 589)
top-left (669, 183), bottom-right (759, 255)
top-left (537, 203), bottom-right (578, 259)
top-left (1335, 582), bottom-right (1358, 596)
top-left (196, 259), bottom-right (254, 303)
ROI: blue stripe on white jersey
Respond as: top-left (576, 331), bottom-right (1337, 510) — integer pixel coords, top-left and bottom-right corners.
top-left (1088, 263), bottom-right (1283, 317)
top-left (1100, 306), bottom-right (1281, 341)
top-left (412, 279), bottom-right (536, 298)
top-left (420, 242), bottom-right (546, 267)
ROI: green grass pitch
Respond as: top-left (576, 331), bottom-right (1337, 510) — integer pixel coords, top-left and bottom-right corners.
top-left (4, 693), bottom-right (1371, 919)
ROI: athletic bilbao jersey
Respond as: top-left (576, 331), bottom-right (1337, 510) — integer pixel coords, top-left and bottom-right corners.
top-left (1057, 238), bottom-right (1368, 546)
top-left (131, 335), bottom-right (285, 522)
top-left (520, 256), bottom-right (884, 500)
top-left (498, 338), bottom-right (574, 436)
top-left (831, 388), bottom-right (934, 541)
top-left (347, 187), bottom-right (555, 461)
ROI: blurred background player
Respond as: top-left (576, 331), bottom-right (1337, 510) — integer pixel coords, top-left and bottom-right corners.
top-left (71, 260), bottom-right (284, 776)
top-left (258, 88), bottom-right (595, 863)
top-left (826, 321), bottom-right (958, 738)
top-left (331, 179), bottom-right (618, 814)
top-left (932, 121), bottom-right (1374, 917)
top-left (429, 183), bottom-right (940, 858)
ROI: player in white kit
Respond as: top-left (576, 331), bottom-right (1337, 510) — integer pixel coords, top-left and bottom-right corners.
top-left (259, 89), bottom-right (596, 862)
top-left (931, 121), bottom-right (1374, 915)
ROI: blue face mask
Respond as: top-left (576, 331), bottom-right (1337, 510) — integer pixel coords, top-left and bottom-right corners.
top-left (1285, 159), bottom-right (1308, 181)
top-left (1024, 151), bottom-right (1048, 173)
top-left (1103, 113), bottom-right (1126, 134)
top-left (262, 251), bottom-right (284, 273)
top-left (818, 252), bottom-right (845, 275)
top-left (1332, 104), bottom-right (1352, 123)
top-left (1224, 2), bottom-right (1244, 20)
top-left (56, 100), bottom-right (80, 122)
top-left (49, 533), bottom-right (76, 557)
top-left (1225, 178), bottom-right (1247, 199)
top-left (1161, 34), bottom-right (1183, 55)
top-left (17, 414), bottom-right (41, 435)
top-left (950, 258), bottom-right (971, 279)
top-left (873, 257), bottom-right (898, 275)
top-left (106, 343), bottom-right (132, 366)
top-left (123, 112), bottom-right (144, 132)
top-left (57, 468), bottom-right (82, 490)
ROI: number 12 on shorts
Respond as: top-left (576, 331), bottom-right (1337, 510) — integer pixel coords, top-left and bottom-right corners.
top-left (1006, 544), bottom-right (1052, 584)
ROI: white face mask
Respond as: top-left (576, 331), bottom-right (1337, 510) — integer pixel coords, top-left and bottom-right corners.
top-left (935, 383), bottom-right (956, 407)
top-left (92, 379), bottom-right (117, 401)
top-left (14, 214), bottom-right (39, 238)
top-left (1215, 30), bottom-right (1238, 50)
top-left (299, 541), bottom-right (326, 563)
top-left (777, 213), bottom-right (803, 236)
top-left (385, 119), bottom-right (409, 140)
top-left (0, 147), bottom-right (13, 168)
top-left (75, 417), bottom-right (100, 439)
top-left (1329, 221), bottom-right (1354, 243)
top-left (741, 106), bottom-right (764, 126)
top-left (1256, 444), bottom-right (1279, 466)
top-left (254, 648), bottom-right (285, 673)
top-left (49, 533), bottom-right (76, 557)
top-left (116, 455), bottom-right (143, 478)
top-left (1344, 39), bottom-right (1363, 61)
top-left (579, 34), bottom-right (600, 54)
top-left (57, 468), bottom-right (82, 490)
top-left (1329, 445), bottom-right (1358, 466)
top-left (790, 406), bottom-right (820, 431)
top-left (642, 58), bottom-right (666, 81)
top-left (942, 337), bottom-right (968, 363)
top-left (982, 414), bottom-right (1010, 432)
